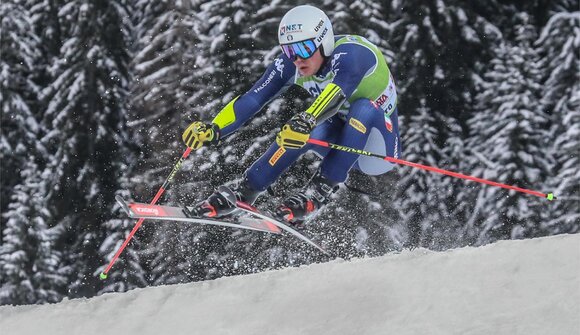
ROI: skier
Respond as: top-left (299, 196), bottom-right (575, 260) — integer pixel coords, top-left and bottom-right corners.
top-left (182, 5), bottom-right (401, 227)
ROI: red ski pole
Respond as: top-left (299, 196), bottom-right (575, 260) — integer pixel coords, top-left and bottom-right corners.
top-left (307, 138), bottom-right (556, 201)
top-left (100, 147), bottom-right (192, 279)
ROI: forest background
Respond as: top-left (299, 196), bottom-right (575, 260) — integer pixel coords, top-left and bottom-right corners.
top-left (1, 0), bottom-right (578, 305)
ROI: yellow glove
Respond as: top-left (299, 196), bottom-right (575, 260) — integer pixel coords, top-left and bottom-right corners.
top-left (276, 112), bottom-right (317, 149)
top-left (182, 121), bottom-right (220, 149)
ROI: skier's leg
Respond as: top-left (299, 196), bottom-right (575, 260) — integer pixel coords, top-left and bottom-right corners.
top-left (245, 116), bottom-right (342, 192)
top-left (320, 99), bottom-right (401, 183)
top-left (194, 118), bottom-right (341, 218)
top-left (351, 106), bottom-right (401, 175)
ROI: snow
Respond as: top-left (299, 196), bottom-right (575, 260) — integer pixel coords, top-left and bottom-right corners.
top-left (1, 234), bottom-right (579, 335)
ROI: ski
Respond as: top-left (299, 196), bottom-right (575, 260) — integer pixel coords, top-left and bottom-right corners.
top-left (115, 195), bottom-right (282, 234)
top-left (217, 186), bottom-right (330, 256)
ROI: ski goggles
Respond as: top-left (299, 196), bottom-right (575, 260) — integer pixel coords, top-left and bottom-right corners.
top-left (280, 39), bottom-right (319, 61)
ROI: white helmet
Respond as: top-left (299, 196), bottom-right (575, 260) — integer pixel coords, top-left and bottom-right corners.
top-left (278, 5), bottom-right (334, 57)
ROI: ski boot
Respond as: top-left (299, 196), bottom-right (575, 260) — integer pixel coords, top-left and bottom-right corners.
top-left (274, 173), bottom-right (339, 229)
top-left (187, 177), bottom-right (261, 218)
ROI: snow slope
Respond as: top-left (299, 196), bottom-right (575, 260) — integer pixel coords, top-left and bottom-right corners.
top-left (1, 234), bottom-right (579, 335)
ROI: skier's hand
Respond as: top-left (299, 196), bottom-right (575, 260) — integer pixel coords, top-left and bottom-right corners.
top-left (276, 112), bottom-right (316, 149)
top-left (182, 121), bottom-right (220, 149)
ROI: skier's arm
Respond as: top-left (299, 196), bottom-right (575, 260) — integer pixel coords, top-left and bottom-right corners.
top-left (276, 44), bottom-right (378, 149)
top-left (212, 55), bottom-right (295, 138)
top-left (274, 80), bottom-right (347, 149)
top-left (305, 44), bottom-right (377, 123)
top-left (182, 55), bottom-right (294, 149)
top-left (302, 82), bottom-right (346, 123)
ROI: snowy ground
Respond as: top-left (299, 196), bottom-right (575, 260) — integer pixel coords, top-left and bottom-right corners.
top-left (1, 234), bottom-right (579, 335)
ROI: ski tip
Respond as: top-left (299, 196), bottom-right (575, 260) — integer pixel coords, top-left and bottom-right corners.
top-left (546, 193), bottom-right (556, 201)
top-left (115, 195), bottom-right (132, 216)
top-left (99, 272), bottom-right (108, 280)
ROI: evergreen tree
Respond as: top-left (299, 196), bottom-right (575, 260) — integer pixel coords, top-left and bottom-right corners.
top-left (0, 1), bottom-right (45, 224)
top-left (4, 1), bottom-right (578, 305)
top-left (547, 0), bottom-right (579, 14)
top-left (388, 0), bottom-right (501, 126)
top-left (126, 0), bottom-right (201, 286)
top-left (385, 0), bottom-right (504, 247)
top-left (129, 0), bottom-right (200, 163)
top-left (537, 12), bottom-right (580, 234)
top-left (40, 0), bottom-right (138, 298)
top-left (0, 162), bottom-right (65, 305)
top-left (467, 14), bottom-right (551, 245)
top-left (394, 100), bottom-right (447, 248)
top-left (28, 0), bottom-right (64, 58)
top-left (127, 0), bottom-right (217, 286)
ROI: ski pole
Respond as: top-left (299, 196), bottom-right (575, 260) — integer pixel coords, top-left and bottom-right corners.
top-left (100, 147), bottom-right (193, 280)
top-left (307, 138), bottom-right (556, 201)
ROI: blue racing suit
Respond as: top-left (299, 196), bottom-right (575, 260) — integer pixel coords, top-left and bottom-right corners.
top-left (211, 35), bottom-right (402, 192)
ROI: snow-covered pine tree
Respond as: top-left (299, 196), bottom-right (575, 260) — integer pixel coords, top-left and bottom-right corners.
top-left (129, 0), bottom-right (200, 173)
top-left (467, 13), bottom-right (552, 245)
top-left (126, 0), bottom-right (228, 286)
top-left (518, 0), bottom-right (579, 28)
top-left (39, 0), bottom-right (140, 298)
top-left (324, 0), bottom-right (389, 49)
top-left (0, 1), bottom-right (67, 306)
top-left (27, 0), bottom-right (63, 58)
top-left (126, 0), bottom-right (203, 286)
top-left (0, 1), bottom-right (44, 225)
top-left (0, 162), bottom-right (65, 305)
top-left (386, 0), bottom-right (503, 248)
top-left (549, 0), bottom-right (579, 13)
top-left (134, 0), bottom-right (232, 285)
top-left (387, 0), bottom-right (501, 124)
top-left (393, 100), bottom-right (449, 248)
top-left (537, 11), bottom-right (580, 235)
